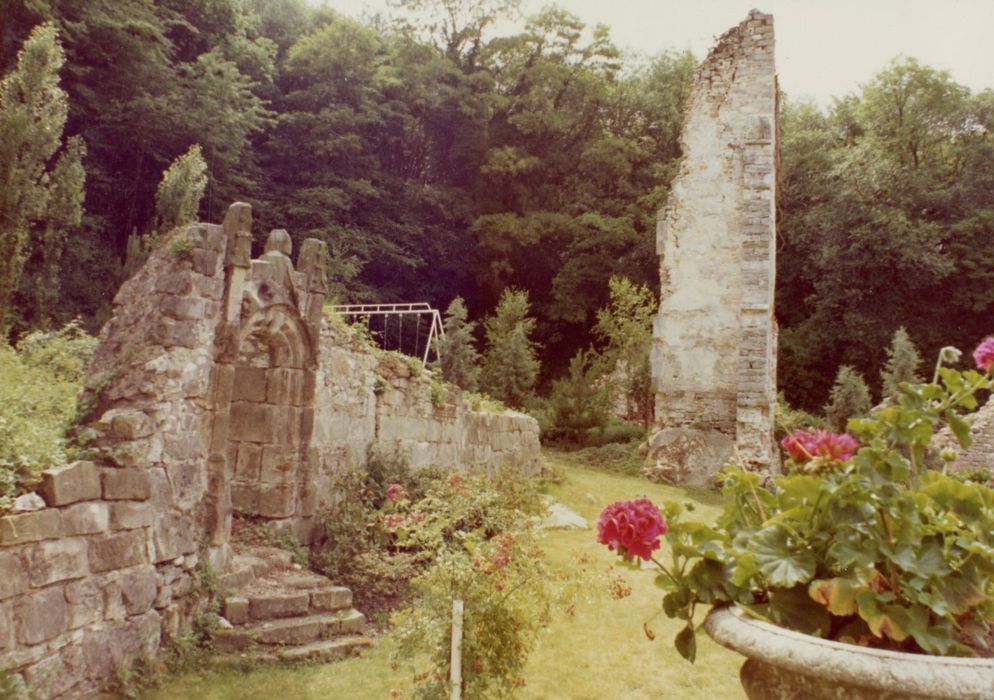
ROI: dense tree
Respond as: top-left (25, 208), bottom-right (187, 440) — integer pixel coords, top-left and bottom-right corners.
top-left (778, 58), bottom-right (994, 410)
top-left (824, 366), bottom-right (872, 432)
top-left (0, 24), bottom-right (84, 331)
top-left (479, 288), bottom-right (540, 407)
top-left (434, 297), bottom-right (481, 391)
top-left (880, 327), bottom-right (923, 400)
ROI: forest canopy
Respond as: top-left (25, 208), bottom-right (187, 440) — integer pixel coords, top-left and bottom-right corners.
top-left (1, 0), bottom-right (991, 411)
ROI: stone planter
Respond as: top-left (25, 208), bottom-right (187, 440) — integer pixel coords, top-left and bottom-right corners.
top-left (704, 605), bottom-right (994, 700)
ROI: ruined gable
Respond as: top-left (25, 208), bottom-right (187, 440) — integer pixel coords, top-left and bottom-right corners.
top-left (648, 11), bottom-right (778, 483)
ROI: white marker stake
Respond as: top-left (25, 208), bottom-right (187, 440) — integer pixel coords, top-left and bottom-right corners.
top-left (450, 598), bottom-right (464, 700)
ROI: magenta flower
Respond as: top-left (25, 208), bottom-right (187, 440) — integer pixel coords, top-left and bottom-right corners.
top-left (386, 483), bottom-right (405, 503)
top-left (781, 429), bottom-right (858, 464)
top-left (973, 337), bottom-right (994, 373)
top-left (597, 499), bottom-right (668, 561)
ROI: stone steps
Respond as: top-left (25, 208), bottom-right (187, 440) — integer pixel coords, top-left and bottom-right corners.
top-left (216, 546), bottom-right (368, 663)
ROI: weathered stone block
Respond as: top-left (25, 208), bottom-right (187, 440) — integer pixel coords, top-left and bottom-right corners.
top-left (98, 409), bottom-right (153, 440)
top-left (154, 271), bottom-right (194, 295)
top-left (256, 483), bottom-right (296, 519)
top-left (311, 586), bottom-right (352, 611)
top-left (109, 502), bottom-right (153, 530)
top-left (233, 366), bottom-right (268, 402)
top-left (162, 295), bottom-right (207, 321)
top-left (89, 530), bottom-right (148, 572)
top-left (222, 596), bottom-right (249, 625)
top-left (25, 537), bottom-right (88, 586)
top-left (15, 586), bottom-right (68, 645)
top-left (102, 469), bottom-right (152, 501)
top-left (248, 591), bottom-right (309, 621)
top-left (10, 492), bottom-right (45, 513)
top-left (229, 403), bottom-right (275, 442)
top-left (234, 442), bottom-right (262, 480)
top-left (121, 566), bottom-right (158, 615)
top-left (0, 509), bottom-right (61, 545)
top-left (62, 502), bottom-right (109, 536)
top-left (0, 600), bottom-right (13, 650)
top-left (153, 512), bottom-right (197, 562)
top-left (260, 445), bottom-right (294, 482)
top-left (0, 550), bottom-right (28, 600)
top-left (65, 577), bottom-right (103, 629)
top-left (38, 461), bottom-right (101, 506)
top-left (191, 248), bottom-right (219, 276)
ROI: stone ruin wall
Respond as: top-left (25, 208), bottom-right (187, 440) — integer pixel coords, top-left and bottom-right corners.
top-left (0, 203), bottom-right (539, 698)
top-left (649, 10), bottom-right (778, 483)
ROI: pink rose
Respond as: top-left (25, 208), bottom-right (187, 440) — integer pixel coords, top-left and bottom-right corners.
top-left (597, 499), bottom-right (668, 561)
top-left (386, 483), bottom-right (405, 503)
top-left (973, 337), bottom-right (994, 373)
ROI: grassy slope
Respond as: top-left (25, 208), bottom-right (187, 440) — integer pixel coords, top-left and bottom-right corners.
top-left (145, 453), bottom-right (745, 700)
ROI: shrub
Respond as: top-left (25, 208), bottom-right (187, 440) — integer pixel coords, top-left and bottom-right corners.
top-left (479, 289), bottom-right (540, 408)
top-left (774, 391), bottom-right (828, 441)
top-left (546, 350), bottom-right (610, 443)
top-left (584, 417), bottom-right (646, 447)
top-left (434, 297), bottom-right (481, 391)
top-left (0, 322), bottom-right (93, 509)
top-left (566, 442), bottom-right (643, 476)
top-left (880, 327), bottom-right (923, 400)
top-left (824, 365), bottom-right (872, 431)
top-left (390, 471), bottom-right (551, 699)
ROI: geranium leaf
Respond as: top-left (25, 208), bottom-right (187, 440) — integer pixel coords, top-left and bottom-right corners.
top-left (674, 622), bottom-right (696, 663)
top-left (945, 412), bottom-right (973, 449)
top-left (749, 527), bottom-right (816, 588)
top-left (809, 577), bottom-right (859, 616)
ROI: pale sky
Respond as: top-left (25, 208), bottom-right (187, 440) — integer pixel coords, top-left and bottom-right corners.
top-left (326, 0), bottom-right (994, 106)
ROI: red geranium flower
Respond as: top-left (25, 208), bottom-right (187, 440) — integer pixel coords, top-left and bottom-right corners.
top-left (597, 499), bottom-right (668, 561)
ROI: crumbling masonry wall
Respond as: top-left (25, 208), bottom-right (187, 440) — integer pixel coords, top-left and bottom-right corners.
top-left (649, 10), bottom-right (778, 481)
top-left (0, 203), bottom-right (539, 698)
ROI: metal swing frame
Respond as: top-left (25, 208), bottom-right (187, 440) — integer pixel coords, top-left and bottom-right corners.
top-left (328, 302), bottom-right (445, 365)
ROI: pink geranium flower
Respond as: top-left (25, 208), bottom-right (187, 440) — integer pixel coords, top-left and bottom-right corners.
top-left (973, 337), bottom-right (994, 373)
top-left (781, 429), bottom-right (858, 464)
top-left (597, 499), bottom-right (668, 561)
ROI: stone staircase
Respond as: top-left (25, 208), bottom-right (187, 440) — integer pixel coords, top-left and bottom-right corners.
top-left (215, 546), bottom-right (371, 662)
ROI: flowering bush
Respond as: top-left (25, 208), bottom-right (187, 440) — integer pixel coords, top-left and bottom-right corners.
top-left (389, 469), bottom-right (554, 700)
top-left (599, 339), bottom-right (994, 662)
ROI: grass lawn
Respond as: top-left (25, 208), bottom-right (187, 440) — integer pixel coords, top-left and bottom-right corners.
top-left (143, 452), bottom-right (745, 700)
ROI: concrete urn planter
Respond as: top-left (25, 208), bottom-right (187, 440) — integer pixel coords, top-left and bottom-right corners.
top-left (704, 606), bottom-right (994, 700)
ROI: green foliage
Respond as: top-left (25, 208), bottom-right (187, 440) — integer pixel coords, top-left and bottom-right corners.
top-left (389, 471), bottom-right (551, 699)
top-left (545, 350), bottom-right (610, 444)
top-left (592, 276), bottom-right (656, 426)
top-left (774, 391), bottom-right (828, 442)
top-left (0, 23), bottom-right (85, 333)
top-left (168, 235), bottom-right (196, 261)
top-left (0, 668), bottom-right (29, 700)
top-left (0, 322), bottom-right (95, 509)
top-left (561, 442), bottom-right (643, 476)
top-left (479, 289), bottom-right (540, 408)
top-left (881, 327), bottom-right (923, 400)
top-left (583, 418), bottom-right (646, 448)
top-left (156, 144), bottom-right (209, 233)
top-left (779, 60), bottom-right (994, 410)
top-left (653, 346), bottom-right (994, 659)
top-left (824, 365), bottom-right (872, 431)
top-left (434, 297), bottom-right (480, 391)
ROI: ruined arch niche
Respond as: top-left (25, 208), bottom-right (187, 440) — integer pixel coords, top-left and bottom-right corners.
top-left (204, 205), bottom-right (328, 548)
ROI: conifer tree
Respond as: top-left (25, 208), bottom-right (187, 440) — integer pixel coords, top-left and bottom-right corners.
top-left (434, 297), bottom-right (481, 391)
top-left (0, 24), bottom-right (85, 331)
top-left (548, 349), bottom-right (610, 442)
top-left (824, 365), bottom-right (872, 432)
top-left (880, 327), bottom-right (922, 400)
top-left (479, 289), bottom-right (540, 408)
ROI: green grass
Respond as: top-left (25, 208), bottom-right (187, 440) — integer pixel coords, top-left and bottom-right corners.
top-left (144, 453), bottom-right (745, 700)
